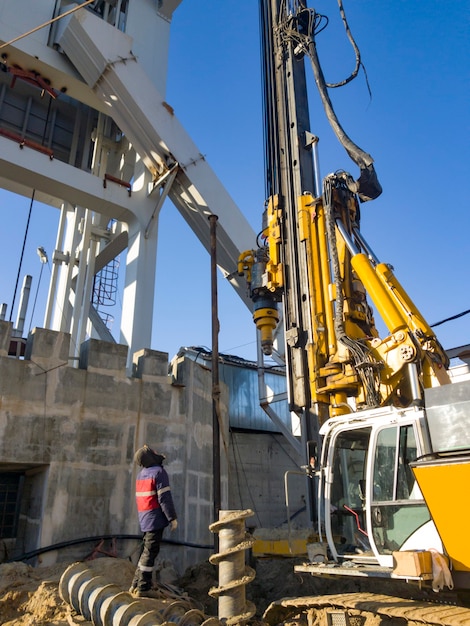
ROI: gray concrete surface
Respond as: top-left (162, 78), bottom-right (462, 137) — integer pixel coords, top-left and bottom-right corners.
top-left (0, 321), bottom-right (306, 575)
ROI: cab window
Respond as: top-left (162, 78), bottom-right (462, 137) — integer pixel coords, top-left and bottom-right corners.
top-left (329, 427), bottom-right (371, 553)
top-left (371, 424), bottom-right (429, 554)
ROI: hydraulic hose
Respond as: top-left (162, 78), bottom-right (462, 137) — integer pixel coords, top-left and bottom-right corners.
top-left (8, 534), bottom-right (213, 563)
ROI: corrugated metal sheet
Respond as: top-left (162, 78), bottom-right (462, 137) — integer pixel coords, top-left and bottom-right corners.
top-left (220, 362), bottom-right (290, 432)
top-left (180, 347), bottom-right (291, 432)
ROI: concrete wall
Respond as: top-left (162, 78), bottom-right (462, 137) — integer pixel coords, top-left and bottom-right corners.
top-left (226, 431), bottom-right (308, 531)
top-left (0, 321), bottom-right (221, 573)
top-left (170, 352), bottom-right (308, 532)
top-left (0, 321), bottom-right (307, 575)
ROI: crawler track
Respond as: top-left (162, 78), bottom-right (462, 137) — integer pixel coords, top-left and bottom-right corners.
top-left (263, 592), bottom-right (470, 625)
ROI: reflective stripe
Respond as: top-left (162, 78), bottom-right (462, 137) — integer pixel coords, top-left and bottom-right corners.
top-left (138, 564), bottom-right (154, 572)
top-left (157, 486), bottom-right (171, 496)
top-left (136, 490), bottom-right (156, 497)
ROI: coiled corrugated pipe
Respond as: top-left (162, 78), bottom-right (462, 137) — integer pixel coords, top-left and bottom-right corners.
top-left (208, 509), bottom-right (256, 625)
top-left (59, 561), bottom-right (221, 626)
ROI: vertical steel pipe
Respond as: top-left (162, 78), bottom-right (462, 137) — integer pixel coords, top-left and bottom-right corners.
top-left (209, 214), bottom-right (221, 547)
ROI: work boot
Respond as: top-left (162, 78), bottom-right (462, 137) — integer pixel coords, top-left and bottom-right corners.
top-left (132, 588), bottom-right (163, 599)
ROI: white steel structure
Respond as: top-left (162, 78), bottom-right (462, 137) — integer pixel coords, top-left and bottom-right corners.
top-left (0, 1), bottom-right (256, 366)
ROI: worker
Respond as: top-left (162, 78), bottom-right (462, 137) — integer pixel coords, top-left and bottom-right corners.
top-left (130, 444), bottom-right (178, 597)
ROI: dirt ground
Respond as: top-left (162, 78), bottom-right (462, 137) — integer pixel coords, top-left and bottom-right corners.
top-left (0, 551), bottom-right (427, 625)
top-left (3, 555), bottom-right (212, 625)
top-left (0, 557), bottom-right (135, 625)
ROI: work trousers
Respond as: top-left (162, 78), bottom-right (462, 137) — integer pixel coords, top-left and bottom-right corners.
top-left (131, 529), bottom-right (164, 591)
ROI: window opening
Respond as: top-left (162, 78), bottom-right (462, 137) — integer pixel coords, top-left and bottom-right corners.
top-left (0, 473), bottom-right (24, 539)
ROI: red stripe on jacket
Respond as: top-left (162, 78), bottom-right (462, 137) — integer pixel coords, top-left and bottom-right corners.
top-left (135, 477), bottom-right (161, 512)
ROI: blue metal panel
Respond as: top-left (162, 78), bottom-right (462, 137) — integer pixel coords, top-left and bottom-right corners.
top-left (220, 363), bottom-right (290, 432)
top-left (182, 347), bottom-right (291, 433)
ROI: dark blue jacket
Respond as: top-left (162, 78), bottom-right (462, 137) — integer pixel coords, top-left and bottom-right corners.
top-left (135, 464), bottom-right (177, 532)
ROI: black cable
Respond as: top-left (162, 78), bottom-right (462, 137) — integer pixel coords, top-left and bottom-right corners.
top-left (278, 504), bottom-right (307, 527)
top-left (431, 308), bottom-right (470, 328)
top-left (8, 534), bottom-right (213, 563)
top-left (10, 89), bottom-right (55, 324)
top-left (306, 38), bottom-right (374, 170)
top-left (260, 0), bottom-right (279, 201)
top-left (42, 93), bottom-right (53, 146)
top-left (325, 0), bottom-right (371, 95)
top-left (10, 190), bottom-right (35, 322)
top-left (323, 175), bottom-right (381, 407)
top-left (277, 3), bottom-right (381, 200)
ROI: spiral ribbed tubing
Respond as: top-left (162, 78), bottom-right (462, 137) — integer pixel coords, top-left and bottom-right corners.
top-left (59, 562), bottom-right (222, 626)
top-left (208, 510), bottom-right (256, 625)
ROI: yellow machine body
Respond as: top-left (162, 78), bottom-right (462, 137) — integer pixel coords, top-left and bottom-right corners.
top-left (413, 456), bottom-right (470, 572)
top-left (239, 186), bottom-right (450, 422)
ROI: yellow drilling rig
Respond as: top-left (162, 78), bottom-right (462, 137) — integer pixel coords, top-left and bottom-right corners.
top-left (238, 1), bottom-right (470, 623)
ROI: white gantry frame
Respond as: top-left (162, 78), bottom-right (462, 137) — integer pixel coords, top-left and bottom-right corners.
top-left (0, 1), bottom-right (256, 367)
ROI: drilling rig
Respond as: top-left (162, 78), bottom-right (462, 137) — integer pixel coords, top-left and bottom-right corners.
top-left (239, 1), bottom-right (470, 623)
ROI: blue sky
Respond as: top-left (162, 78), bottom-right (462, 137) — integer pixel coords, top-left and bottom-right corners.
top-left (0, 0), bottom-right (469, 363)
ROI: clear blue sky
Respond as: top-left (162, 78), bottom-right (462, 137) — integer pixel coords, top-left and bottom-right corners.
top-left (0, 0), bottom-right (469, 363)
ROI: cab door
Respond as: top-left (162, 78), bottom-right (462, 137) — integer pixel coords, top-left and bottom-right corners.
top-left (367, 421), bottom-right (432, 567)
top-left (321, 424), bottom-right (373, 561)
top-left (321, 411), bottom-right (434, 566)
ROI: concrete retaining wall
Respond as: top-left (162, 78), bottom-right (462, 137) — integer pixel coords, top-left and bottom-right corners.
top-left (0, 321), bottom-right (221, 573)
top-left (0, 321), bottom-right (307, 575)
